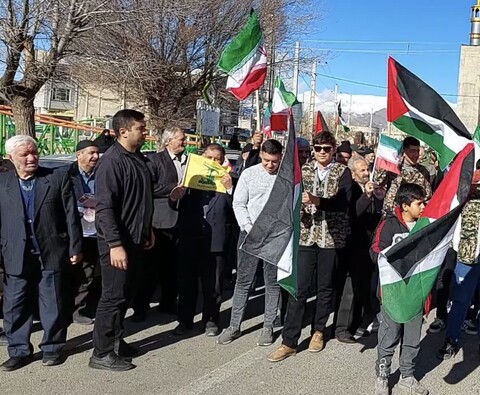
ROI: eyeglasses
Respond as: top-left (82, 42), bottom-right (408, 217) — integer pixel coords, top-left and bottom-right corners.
top-left (313, 145), bottom-right (333, 153)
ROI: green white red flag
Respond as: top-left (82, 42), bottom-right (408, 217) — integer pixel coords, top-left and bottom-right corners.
top-left (217, 11), bottom-right (267, 101)
top-left (375, 134), bottom-right (402, 175)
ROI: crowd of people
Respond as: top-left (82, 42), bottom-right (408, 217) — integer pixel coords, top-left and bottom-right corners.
top-left (0, 109), bottom-right (479, 395)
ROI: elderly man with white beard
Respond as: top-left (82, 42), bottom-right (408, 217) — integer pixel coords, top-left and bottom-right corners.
top-left (334, 157), bottom-right (383, 342)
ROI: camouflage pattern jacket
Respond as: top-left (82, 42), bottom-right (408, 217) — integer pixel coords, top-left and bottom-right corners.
top-left (379, 163), bottom-right (432, 214)
top-left (456, 186), bottom-right (480, 265)
top-left (300, 161), bottom-right (352, 249)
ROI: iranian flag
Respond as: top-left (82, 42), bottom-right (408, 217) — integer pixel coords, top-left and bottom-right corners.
top-left (262, 104), bottom-right (273, 139)
top-left (387, 57), bottom-right (471, 171)
top-left (218, 11), bottom-right (267, 101)
top-left (375, 134), bottom-right (402, 175)
top-left (241, 114), bottom-right (301, 297)
top-left (377, 143), bottom-right (476, 323)
top-left (272, 76), bottom-right (299, 113)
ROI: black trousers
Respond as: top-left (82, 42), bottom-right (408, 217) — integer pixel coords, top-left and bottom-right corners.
top-left (92, 240), bottom-right (143, 358)
top-left (177, 237), bottom-right (225, 327)
top-left (132, 227), bottom-right (178, 314)
top-left (334, 248), bottom-right (373, 337)
top-left (72, 237), bottom-right (99, 316)
top-left (282, 245), bottom-right (338, 348)
top-left (434, 247), bottom-right (457, 321)
top-left (3, 255), bottom-right (67, 357)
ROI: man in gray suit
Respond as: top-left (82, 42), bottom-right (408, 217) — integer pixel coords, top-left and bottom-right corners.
top-left (0, 135), bottom-right (83, 371)
top-left (132, 127), bottom-right (187, 321)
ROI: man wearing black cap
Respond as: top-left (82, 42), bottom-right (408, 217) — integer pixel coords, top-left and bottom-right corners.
top-left (363, 148), bottom-right (375, 172)
top-left (336, 141), bottom-right (352, 165)
top-left (67, 140), bottom-right (100, 325)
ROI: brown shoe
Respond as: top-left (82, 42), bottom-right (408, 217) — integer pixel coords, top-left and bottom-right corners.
top-left (266, 344), bottom-right (296, 362)
top-left (308, 331), bottom-right (325, 353)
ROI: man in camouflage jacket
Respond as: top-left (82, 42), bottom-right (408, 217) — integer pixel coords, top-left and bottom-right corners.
top-left (374, 137), bottom-right (431, 214)
top-left (268, 131), bottom-right (353, 363)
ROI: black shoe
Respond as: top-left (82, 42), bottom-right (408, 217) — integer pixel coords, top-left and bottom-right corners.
top-left (1, 355), bottom-right (33, 372)
top-left (173, 323), bottom-right (193, 336)
top-left (42, 353), bottom-right (63, 367)
top-left (157, 303), bottom-right (177, 315)
top-left (437, 339), bottom-right (458, 360)
top-left (131, 311), bottom-right (147, 323)
top-left (0, 332), bottom-right (7, 347)
top-left (335, 335), bottom-right (357, 344)
top-left (89, 352), bottom-right (135, 371)
top-left (204, 322), bottom-right (219, 337)
top-left (114, 339), bottom-right (140, 359)
top-left (73, 312), bottom-right (94, 326)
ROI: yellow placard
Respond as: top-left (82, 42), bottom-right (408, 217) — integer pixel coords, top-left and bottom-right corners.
top-left (182, 154), bottom-right (228, 193)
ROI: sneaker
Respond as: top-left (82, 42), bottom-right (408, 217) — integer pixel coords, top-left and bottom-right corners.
top-left (217, 327), bottom-right (241, 345)
top-left (428, 318), bottom-right (445, 334)
top-left (308, 331), bottom-right (325, 353)
top-left (464, 319), bottom-right (478, 335)
top-left (375, 376), bottom-right (390, 395)
top-left (266, 344), bottom-right (296, 363)
top-left (437, 339), bottom-right (457, 360)
top-left (397, 375), bottom-right (429, 395)
top-left (257, 327), bottom-right (274, 346)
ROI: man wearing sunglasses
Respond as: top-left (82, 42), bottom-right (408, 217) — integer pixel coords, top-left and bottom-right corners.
top-left (268, 131), bottom-right (353, 362)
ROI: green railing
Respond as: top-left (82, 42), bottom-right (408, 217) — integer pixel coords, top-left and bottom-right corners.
top-left (0, 113), bottom-right (157, 156)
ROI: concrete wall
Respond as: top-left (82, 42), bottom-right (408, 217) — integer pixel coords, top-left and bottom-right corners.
top-left (457, 45), bottom-right (480, 134)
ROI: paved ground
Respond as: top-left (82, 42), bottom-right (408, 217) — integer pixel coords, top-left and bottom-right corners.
top-left (0, 293), bottom-right (479, 395)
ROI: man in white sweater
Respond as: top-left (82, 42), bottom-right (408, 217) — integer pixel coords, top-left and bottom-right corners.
top-left (217, 139), bottom-right (283, 346)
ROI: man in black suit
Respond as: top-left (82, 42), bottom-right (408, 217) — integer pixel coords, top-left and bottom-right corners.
top-left (68, 140), bottom-right (100, 325)
top-left (0, 135), bottom-right (83, 371)
top-left (172, 143), bottom-right (234, 336)
top-left (132, 127), bottom-right (187, 321)
top-left (89, 109), bottom-right (154, 371)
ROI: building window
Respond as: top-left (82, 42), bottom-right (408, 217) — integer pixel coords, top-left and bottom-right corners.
top-left (51, 87), bottom-right (71, 102)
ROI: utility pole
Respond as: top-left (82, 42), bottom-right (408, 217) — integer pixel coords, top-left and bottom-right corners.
top-left (347, 94), bottom-right (352, 125)
top-left (293, 41), bottom-right (300, 97)
top-left (334, 84), bottom-right (339, 139)
top-left (309, 61), bottom-right (317, 136)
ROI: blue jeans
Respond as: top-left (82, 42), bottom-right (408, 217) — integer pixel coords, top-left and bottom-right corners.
top-left (445, 262), bottom-right (480, 343)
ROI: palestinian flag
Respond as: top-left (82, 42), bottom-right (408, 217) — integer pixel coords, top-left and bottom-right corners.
top-left (241, 114), bottom-right (301, 297)
top-left (473, 125), bottom-right (480, 147)
top-left (375, 134), bottom-right (402, 175)
top-left (272, 76), bottom-right (299, 114)
top-left (315, 110), bottom-right (329, 135)
top-left (218, 11), bottom-right (267, 101)
top-left (337, 101), bottom-right (350, 132)
top-left (387, 57), bottom-right (471, 171)
top-left (378, 143), bottom-right (476, 323)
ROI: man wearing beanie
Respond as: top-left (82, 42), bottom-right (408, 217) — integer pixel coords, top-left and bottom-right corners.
top-left (336, 141), bottom-right (352, 165)
top-left (68, 140), bottom-right (100, 325)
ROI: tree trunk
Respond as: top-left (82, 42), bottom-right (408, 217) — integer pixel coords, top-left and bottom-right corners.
top-left (11, 95), bottom-right (36, 137)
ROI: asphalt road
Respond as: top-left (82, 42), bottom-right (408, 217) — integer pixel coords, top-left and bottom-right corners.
top-left (0, 293), bottom-right (479, 395)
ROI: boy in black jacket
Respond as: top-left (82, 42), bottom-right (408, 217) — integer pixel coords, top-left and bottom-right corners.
top-left (370, 183), bottom-right (428, 395)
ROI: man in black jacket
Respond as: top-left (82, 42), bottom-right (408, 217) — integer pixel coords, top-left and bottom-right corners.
top-left (89, 109), bottom-right (154, 371)
top-left (173, 143), bottom-right (234, 336)
top-left (334, 157), bottom-right (382, 342)
top-left (68, 140), bottom-right (100, 325)
top-left (0, 135), bottom-right (83, 371)
top-left (132, 127), bottom-right (187, 321)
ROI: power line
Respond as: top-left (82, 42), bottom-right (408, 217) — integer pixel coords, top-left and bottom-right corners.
top-left (302, 39), bottom-right (460, 45)
top-left (313, 71), bottom-right (479, 98)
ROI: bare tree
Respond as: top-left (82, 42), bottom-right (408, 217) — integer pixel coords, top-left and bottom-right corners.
top-left (73, 0), bottom-right (323, 131)
top-left (0, 0), bottom-right (140, 136)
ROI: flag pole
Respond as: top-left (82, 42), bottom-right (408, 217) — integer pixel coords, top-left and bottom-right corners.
top-left (255, 90), bottom-right (262, 132)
